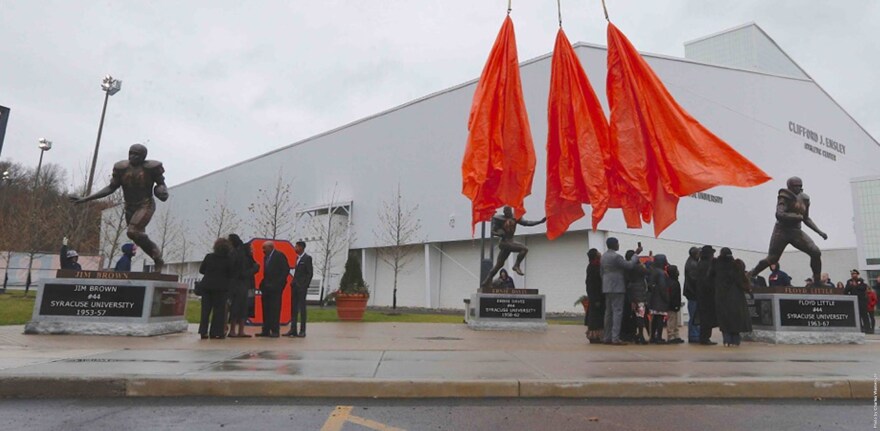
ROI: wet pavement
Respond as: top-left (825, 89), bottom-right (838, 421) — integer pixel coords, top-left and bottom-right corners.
top-left (0, 323), bottom-right (878, 398)
top-left (0, 398), bottom-right (869, 431)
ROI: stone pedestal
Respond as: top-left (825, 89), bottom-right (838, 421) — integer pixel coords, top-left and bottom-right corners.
top-left (25, 270), bottom-right (189, 337)
top-left (743, 286), bottom-right (864, 344)
top-left (466, 292), bottom-right (547, 332)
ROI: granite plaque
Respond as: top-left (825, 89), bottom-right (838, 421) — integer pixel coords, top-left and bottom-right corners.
top-left (479, 296), bottom-right (542, 319)
top-left (779, 298), bottom-right (856, 328)
top-left (39, 283), bottom-right (145, 318)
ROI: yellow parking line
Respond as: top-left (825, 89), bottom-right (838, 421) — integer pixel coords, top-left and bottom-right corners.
top-left (320, 406), bottom-right (353, 431)
top-left (320, 405), bottom-right (406, 431)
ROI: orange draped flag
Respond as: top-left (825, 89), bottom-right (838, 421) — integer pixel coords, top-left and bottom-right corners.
top-left (545, 29), bottom-right (611, 239)
top-left (606, 23), bottom-right (771, 236)
top-left (462, 16), bottom-right (536, 232)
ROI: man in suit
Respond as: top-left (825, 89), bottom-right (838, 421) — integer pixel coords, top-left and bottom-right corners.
top-left (285, 241), bottom-right (314, 338)
top-left (600, 237), bottom-right (643, 345)
top-left (257, 241), bottom-right (289, 337)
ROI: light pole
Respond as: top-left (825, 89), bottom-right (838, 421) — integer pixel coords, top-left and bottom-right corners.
top-left (1, 170), bottom-right (10, 293)
top-left (24, 139), bottom-right (52, 295)
top-left (85, 75), bottom-right (122, 196)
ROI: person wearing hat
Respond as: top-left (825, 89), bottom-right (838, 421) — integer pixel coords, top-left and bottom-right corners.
top-left (114, 243), bottom-right (137, 272)
top-left (59, 237), bottom-right (82, 271)
top-left (600, 237), bottom-right (643, 345)
top-left (844, 269), bottom-right (870, 333)
top-left (767, 262), bottom-right (792, 287)
top-left (696, 245), bottom-right (718, 345)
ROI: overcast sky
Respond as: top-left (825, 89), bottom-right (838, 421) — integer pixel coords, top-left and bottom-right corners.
top-left (1, 1), bottom-right (877, 189)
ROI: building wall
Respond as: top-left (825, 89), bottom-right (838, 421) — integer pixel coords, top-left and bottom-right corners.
top-left (851, 176), bottom-right (880, 282)
top-left (103, 41), bottom-right (878, 310)
top-left (358, 232), bottom-right (857, 313)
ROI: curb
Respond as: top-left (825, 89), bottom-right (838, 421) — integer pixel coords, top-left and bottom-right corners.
top-left (0, 376), bottom-right (872, 399)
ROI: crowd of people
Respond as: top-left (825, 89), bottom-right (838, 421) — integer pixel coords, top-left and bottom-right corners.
top-left (583, 237), bottom-right (880, 346)
top-left (195, 236), bottom-right (313, 340)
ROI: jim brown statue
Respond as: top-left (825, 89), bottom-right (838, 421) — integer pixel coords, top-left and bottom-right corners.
top-left (749, 176), bottom-right (827, 286)
top-left (481, 206), bottom-right (546, 287)
top-left (71, 144), bottom-right (168, 271)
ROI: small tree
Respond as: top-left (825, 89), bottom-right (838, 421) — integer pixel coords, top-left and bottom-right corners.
top-left (203, 186), bottom-right (241, 251)
top-left (176, 229), bottom-right (192, 278)
top-left (373, 184), bottom-right (423, 309)
top-left (100, 194), bottom-right (127, 269)
top-left (338, 253), bottom-right (368, 296)
top-left (248, 171), bottom-right (297, 240)
top-left (151, 206), bottom-right (181, 263)
top-left (307, 186), bottom-right (351, 306)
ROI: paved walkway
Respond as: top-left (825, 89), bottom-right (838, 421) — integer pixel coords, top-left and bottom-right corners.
top-left (0, 323), bottom-right (877, 398)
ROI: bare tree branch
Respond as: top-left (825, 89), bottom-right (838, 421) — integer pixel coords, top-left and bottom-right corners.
top-left (99, 193), bottom-right (127, 269)
top-left (248, 171), bottom-right (298, 240)
top-left (373, 183), bottom-right (423, 309)
top-left (202, 185), bottom-right (241, 251)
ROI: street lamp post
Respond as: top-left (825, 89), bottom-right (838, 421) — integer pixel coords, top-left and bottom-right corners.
top-left (1, 170), bottom-right (10, 293)
top-left (85, 75), bottom-right (122, 196)
top-left (24, 139), bottom-right (52, 296)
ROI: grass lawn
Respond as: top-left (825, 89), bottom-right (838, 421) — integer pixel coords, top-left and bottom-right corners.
top-left (1, 293), bottom-right (581, 326)
top-left (0, 293), bottom-right (37, 325)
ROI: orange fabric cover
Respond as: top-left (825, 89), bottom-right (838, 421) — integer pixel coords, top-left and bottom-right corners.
top-left (545, 29), bottom-right (611, 239)
top-left (606, 23), bottom-right (771, 236)
top-left (462, 16), bottom-right (536, 232)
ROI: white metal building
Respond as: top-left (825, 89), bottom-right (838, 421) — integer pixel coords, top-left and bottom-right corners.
top-left (105, 23), bottom-right (880, 312)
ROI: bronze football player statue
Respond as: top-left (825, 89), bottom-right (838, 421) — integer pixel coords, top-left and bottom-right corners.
top-left (481, 206), bottom-right (546, 287)
top-left (749, 177), bottom-right (827, 286)
top-left (71, 144), bottom-right (168, 271)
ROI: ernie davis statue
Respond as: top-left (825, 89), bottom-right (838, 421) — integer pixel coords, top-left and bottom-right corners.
top-left (749, 176), bottom-right (827, 286)
top-left (71, 143), bottom-right (168, 271)
top-left (481, 206), bottom-right (546, 287)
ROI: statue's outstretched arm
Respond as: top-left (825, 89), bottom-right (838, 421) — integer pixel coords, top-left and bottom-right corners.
top-left (517, 217), bottom-right (547, 227)
top-left (70, 183), bottom-right (119, 204)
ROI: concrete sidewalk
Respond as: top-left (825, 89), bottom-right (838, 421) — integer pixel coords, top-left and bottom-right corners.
top-left (0, 322), bottom-right (877, 399)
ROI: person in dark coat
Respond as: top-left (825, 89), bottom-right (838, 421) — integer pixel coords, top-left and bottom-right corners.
top-left (198, 238), bottom-right (235, 339)
top-left (844, 269), bottom-right (870, 333)
top-left (227, 234), bottom-right (257, 338)
top-left (648, 254), bottom-right (671, 344)
top-left (257, 241), bottom-right (290, 337)
top-left (114, 243), bottom-right (136, 271)
top-left (767, 263), bottom-right (792, 287)
top-left (696, 245), bottom-right (718, 345)
top-left (666, 264), bottom-right (685, 344)
top-left (712, 249), bottom-right (753, 346)
top-left (285, 241), bottom-right (313, 338)
top-left (624, 250), bottom-right (649, 344)
top-left (492, 269), bottom-right (516, 289)
top-left (585, 248), bottom-right (604, 343)
top-left (683, 247), bottom-right (701, 343)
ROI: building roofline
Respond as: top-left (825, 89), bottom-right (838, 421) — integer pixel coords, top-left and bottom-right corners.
top-left (682, 22), bottom-right (879, 147)
top-left (684, 22), bottom-right (760, 46)
top-left (168, 36), bottom-right (878, 191)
